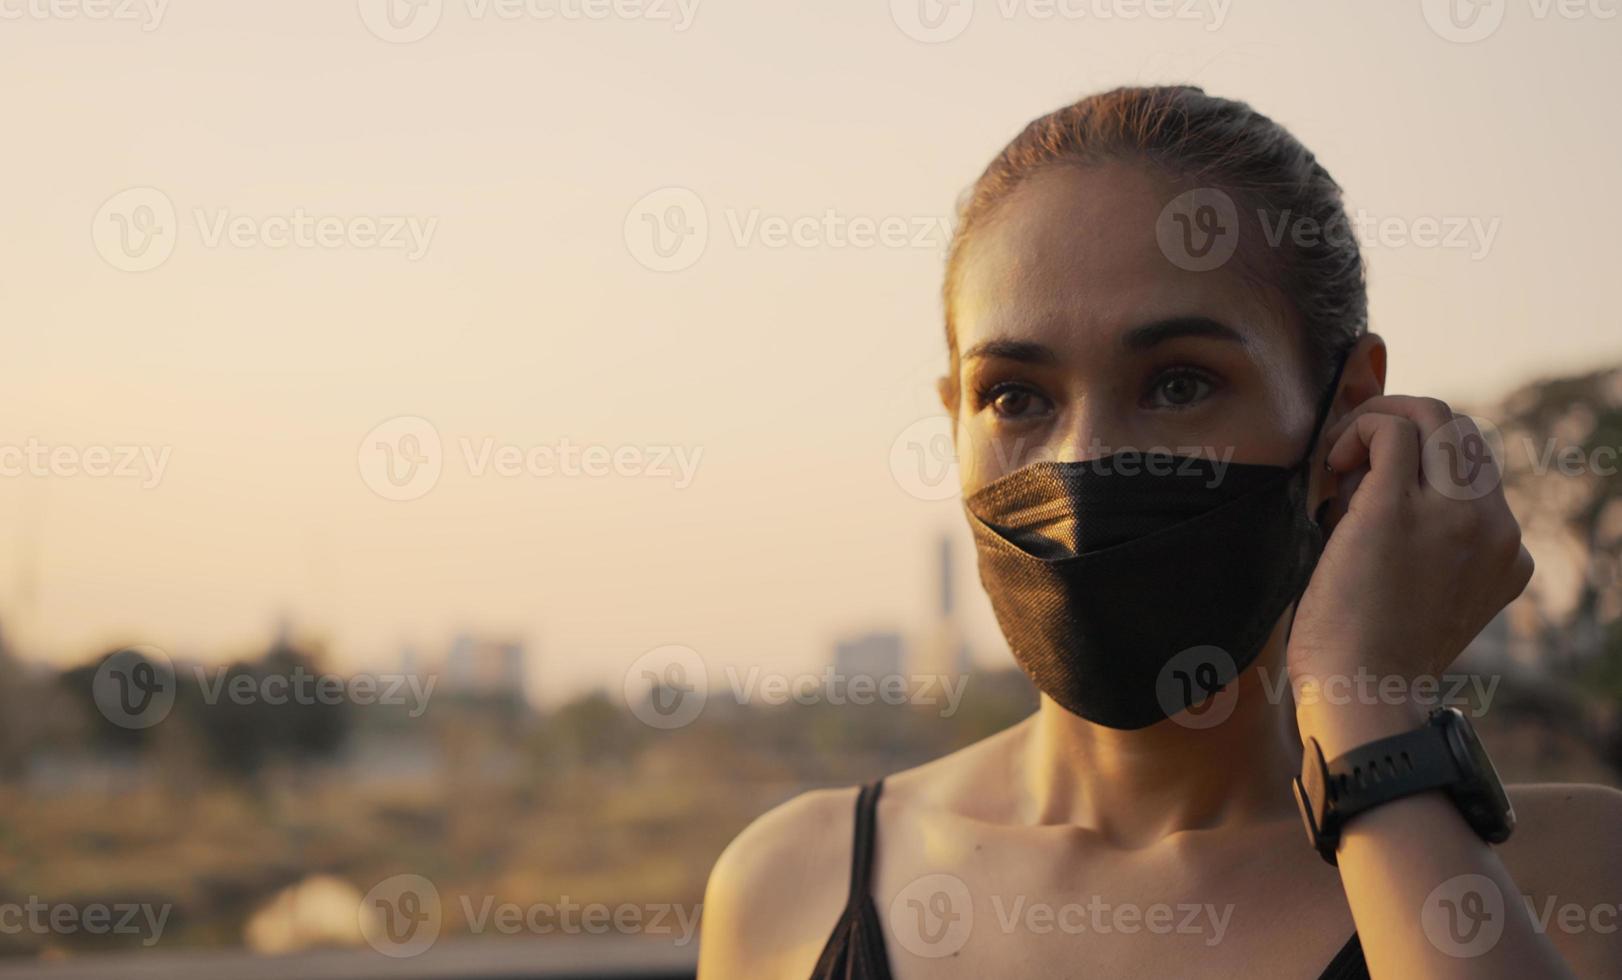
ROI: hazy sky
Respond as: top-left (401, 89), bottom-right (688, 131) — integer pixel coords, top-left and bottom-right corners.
top-left (2, 0), bottom-right (1618, 703)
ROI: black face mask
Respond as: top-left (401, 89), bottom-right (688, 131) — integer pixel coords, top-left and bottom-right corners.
top-left (963, 357), bottom-right (1348, 730)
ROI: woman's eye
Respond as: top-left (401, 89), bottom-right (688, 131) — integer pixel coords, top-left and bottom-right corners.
top-left (1146, 369), bottom-right (1215, 410)
top-left (987, 384), bottom-right (1051, 420)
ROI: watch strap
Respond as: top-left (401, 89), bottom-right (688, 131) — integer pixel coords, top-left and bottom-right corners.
top-left (1324, 720), bottom-right (1461, 829)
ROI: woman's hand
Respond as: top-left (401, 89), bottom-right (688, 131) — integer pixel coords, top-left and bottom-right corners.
top-left (1287, 394), bottom-right (1535, 754)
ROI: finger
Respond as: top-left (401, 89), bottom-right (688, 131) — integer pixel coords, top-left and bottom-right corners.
top-left (1325, 411), bottom-right (1423, 496)
top-left (1323, 395), bottom-right (1456, 450)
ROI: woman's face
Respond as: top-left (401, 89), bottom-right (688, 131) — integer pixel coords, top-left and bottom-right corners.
top-left (945, 160), bottom-right (1322, 494)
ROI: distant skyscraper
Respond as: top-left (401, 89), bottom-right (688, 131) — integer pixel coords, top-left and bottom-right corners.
top-left (834, 632), bottom-right (905, 680)
top-left (913, 532), bottom-right (970, 679)
top-left (438, 632), bottom-right (530, 706)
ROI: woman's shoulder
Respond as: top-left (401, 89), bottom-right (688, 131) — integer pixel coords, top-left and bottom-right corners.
top-left (697, 723), bottom-right (1031, 978)
top-left (1499, 781), bottom-right (1622, 881)
top-left (1492, 783), bottom-right (1622, 974)
top-left (698, 784), bottom-right (863, 979)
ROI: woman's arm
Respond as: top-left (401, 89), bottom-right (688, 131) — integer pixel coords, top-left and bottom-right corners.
top-left (1291, 391), bottom-right (1615, 977)
top-left (1302, 702), bottom-right (1620, 978)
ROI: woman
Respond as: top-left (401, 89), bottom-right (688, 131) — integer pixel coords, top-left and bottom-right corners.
top-left (699, 87), bottom-right (1619, 978)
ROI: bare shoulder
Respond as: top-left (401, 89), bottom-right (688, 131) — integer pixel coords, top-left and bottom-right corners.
top-left (1498, 782), bottom-right (1622, 888)
top-left (697, 720), bottom-right (1033, 978)
top-left (697, 785), bottom-right (861, 980)
top-left (697, 720), bottom-right (1031, 978)
top-left (1494, 783), bottom-right (1622, 973)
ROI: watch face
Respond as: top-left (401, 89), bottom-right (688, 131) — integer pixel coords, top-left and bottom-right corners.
top-left (1441, 708), bottom-right (1516, 838)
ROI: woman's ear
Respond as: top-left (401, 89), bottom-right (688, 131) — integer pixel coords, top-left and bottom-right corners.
top-left (1340, 332), bottom-right (1387, 413)
top-left (1311, 333), bottom-right (1386, 533)
top-left (937, 373), bottom-right (958, 417)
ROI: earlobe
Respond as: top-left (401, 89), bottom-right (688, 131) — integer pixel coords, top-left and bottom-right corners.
top-left (936, 374), bottom-right (958, 416)
top-left (1348, 333), bottom-right (1389, 405)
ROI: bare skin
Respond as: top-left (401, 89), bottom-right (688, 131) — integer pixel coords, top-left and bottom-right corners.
top-left (700, 161), bottom-right (1622, 978)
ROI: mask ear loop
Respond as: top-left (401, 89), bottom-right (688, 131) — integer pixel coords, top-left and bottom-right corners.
top-left (1300, 347), bottom-right (1353, 468)
top-left (1283, 347), bottom-right (1354, 653)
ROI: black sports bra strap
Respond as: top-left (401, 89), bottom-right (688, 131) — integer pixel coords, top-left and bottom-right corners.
top-left (846, 779), bottom-right (884, 904)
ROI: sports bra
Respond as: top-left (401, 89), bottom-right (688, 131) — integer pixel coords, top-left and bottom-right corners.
top-left (810, 779), bottom-right (1370, 979)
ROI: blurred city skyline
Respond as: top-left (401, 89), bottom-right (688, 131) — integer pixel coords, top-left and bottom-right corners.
top-left (2, 0), bottom-right (1620, 705)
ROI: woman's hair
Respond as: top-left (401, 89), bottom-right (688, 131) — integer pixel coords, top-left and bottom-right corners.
top-left (943, 85), bottom-right (1367, 396)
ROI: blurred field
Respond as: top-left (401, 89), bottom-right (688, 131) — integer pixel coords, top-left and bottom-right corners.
top-left (2, 657), bottom-right (1617, 966)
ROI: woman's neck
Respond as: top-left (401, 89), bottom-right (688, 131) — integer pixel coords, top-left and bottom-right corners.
top-left (1016, 640), bottom-right (1303, 847)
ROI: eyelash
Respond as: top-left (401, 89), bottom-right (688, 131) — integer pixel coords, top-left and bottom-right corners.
top-left (1144, 366), bottom-right (1219, 411)
top-left (970, 366), bottom-right (1221, 418)
top-left (972, 380), bottom-right (1046, 419)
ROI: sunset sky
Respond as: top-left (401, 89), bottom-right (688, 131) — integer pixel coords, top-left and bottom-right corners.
top-left (2, 0), bottom-right (1619, 704)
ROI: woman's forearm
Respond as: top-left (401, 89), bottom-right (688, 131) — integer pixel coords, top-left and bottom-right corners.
top-left (1301, 701), bottom-right (1576, 979)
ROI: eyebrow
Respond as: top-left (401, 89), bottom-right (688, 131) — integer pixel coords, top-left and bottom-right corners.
top-left (960, 316), bottom-right (1246, 364)
top-left (1122, 316), bottom-right (1245, 350)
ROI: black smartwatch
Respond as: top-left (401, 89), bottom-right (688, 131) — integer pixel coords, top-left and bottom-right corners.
top-left (1294, 706), bottom-right (1515, 865)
